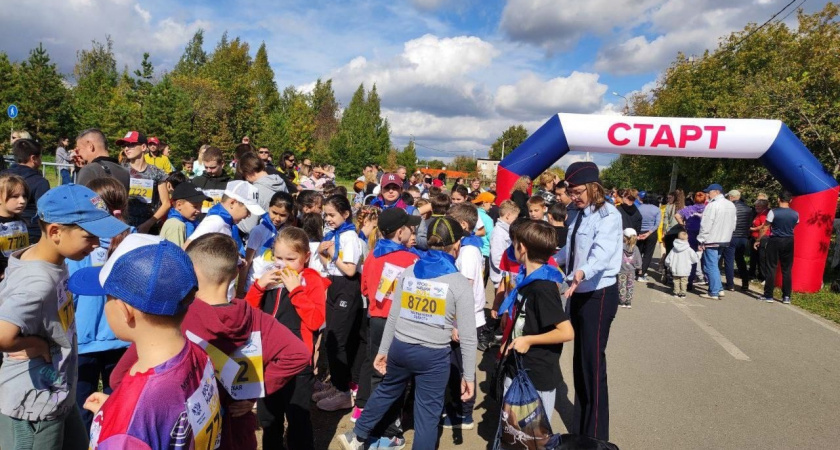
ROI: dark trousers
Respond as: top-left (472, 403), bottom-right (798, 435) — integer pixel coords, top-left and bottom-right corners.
top-left (636, 232), bottom-right (658, 276)
top-left (445, 336), bottom-right (477, 418)
top-left (750, 237), bottom-right (769, 281)
top-left (352, 310), bottom-right (369, 388)
top-left (354, 339), bottom-right (450, 450)
top-left (483, 255), bottom-right (490, 287)
top-left (355, 316), bottom-right (404, 438)
top-left (763, 237), bottom-right (795, 298)
top-left (723, 237), bottom-right (750, 289)
top-left (326, 274), bottom-right (363, 392)
top-left (75, 348), bottom-right (126, 432)
top-left (570, 283), bottom-right (619, 441)
top-left (257, 368), bottom-right (315, 450)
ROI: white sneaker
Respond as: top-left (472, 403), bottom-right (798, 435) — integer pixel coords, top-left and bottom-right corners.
top-left (718, 291), bottom-right (726, 297)
top-left (317, 390), bottom-right (354, 411)
top-left (312, 385), bottom-right (336, 403)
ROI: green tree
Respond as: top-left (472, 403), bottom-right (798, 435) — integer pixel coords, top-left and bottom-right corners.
top-left (250, 43), bottom-right (280, 118)
top-left (73, 37), bottom-right (118, 138)
top-left (173, 29), bottom-right (208, 77)
top-left (396, 140), bottom-right (417, 173)
top-left (366, 84), bottom-right (391, 163)
top-left (489, 125), bottom-right (529, 160)
top-left (14, 44), bottom-right (70, 147)
top-left (143, 74), bottom-right (196, 164)
top-left (104, 69), bottom-right (142, 140)
top-left (133, 52), bottom-right (155, 121)
top-left (311, 79), bottom-right (340, 162)
top-left (419, 159), bottom-right (445, 169)
top-left (173, 75), bottom-right (233, 155)
top-left (203, 33), bottom-right (257, 144)
top-left (450, 155), bottom-right (477, 173)
top-left (0, 52), bottom-right (20, 153)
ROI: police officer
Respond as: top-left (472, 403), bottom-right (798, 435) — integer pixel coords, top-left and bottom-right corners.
top-left (561, 161), bottom-right (622, 441)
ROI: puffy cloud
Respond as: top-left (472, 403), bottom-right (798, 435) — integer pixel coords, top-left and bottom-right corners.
top-left (327, 34), bottom-right (499, 117)
top-left (0, 0), bottom-right (209, 77)
top-left (494, 72), bottom-right (608, 120)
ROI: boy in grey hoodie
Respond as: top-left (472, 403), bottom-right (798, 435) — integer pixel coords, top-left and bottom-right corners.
top-left (665, 231), bottom-right (701, 298)
top-left (238, 152), bottom-right (288, 233)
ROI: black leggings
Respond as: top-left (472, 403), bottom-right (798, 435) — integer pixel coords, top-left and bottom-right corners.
top-left (326, 274), bottom-right (363, 392)
top-left (258, 368), bottom-right (315, 450)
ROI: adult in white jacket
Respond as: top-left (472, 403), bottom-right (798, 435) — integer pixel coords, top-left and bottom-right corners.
top-left (697, 183), bottom-right (736, 299)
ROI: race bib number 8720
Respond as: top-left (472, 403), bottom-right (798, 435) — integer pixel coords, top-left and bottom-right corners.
top-left (399, 277), bottom-right (447, 327)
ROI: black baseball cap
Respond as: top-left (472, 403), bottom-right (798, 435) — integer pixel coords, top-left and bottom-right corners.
top-left (171, 181), bottom-right (211, 203)
top-left (565, 161), bottom-right (600, 187)
top-left (378, 208), bottom-right (421, 235)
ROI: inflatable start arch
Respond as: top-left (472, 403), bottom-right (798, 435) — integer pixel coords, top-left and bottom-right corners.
top-left (495, 113), bottom-right (839, 293)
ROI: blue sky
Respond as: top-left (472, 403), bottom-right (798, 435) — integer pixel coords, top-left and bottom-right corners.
top-left (0, 0), bottom-right (827, 168)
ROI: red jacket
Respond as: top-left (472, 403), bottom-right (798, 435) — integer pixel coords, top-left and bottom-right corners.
top-left (244, 268), bottom-right (329, 354)
top-left (361, 247), bottom-right (418, 318)
top-left (110, 298), bottom-right (311, 450)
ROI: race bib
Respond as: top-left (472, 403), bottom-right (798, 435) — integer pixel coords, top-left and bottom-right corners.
top-left (202, 189), bottom-right (225, 213)
top-left (186, 359), bottom-right (222, 450)
top-left (399, 277), bottom-right (448, 327)
top-left (128, 177), bottom-right (154, 204)
top-left (375, 263), bottom-right (405, 303)
top-left (0, 221), bottom-right (28, 257)
top-left (186, 331), bottom-right (266, 400)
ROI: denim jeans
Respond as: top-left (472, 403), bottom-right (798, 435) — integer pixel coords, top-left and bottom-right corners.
top-left (723, 237), bottom-right (749, 289)
top-left (354, 339), bottom-right (450, 450)
top-left (60, 169), bottom-right (73, 185)
top-left (702, 246), bottom-right (723, 296)
top-left (75, 348), bottom-right (126, 432)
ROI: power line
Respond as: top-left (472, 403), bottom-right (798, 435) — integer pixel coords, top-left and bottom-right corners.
top-left (776, 0), bottom-right (808, 24)
top-left (413, 140), bottom-right (473, 155)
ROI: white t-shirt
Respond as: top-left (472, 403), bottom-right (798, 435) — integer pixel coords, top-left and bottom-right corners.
top-left (188, 215), bottom-right (230, 241)
top-left (246, 223), bottom-right (274, 252)
top-left (324, 230), bottom-right (364, 277)
top-left (309, 242), bottom-right (326, 276)
top-left (456, 245), bottom-right (486, 328)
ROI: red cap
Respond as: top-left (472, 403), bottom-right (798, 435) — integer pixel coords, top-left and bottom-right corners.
top-left (381, 173), bottom-right (402, 189)
top-left (432, 179), bottom-right (444, 187)
top-left (147, 136), bottom-right (160, 145)
top-left (115, 131), bottom-right (147, 146)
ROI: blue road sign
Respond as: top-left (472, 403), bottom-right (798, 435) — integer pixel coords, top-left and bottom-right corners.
top-left (7, 105), bottom-right (18, 119)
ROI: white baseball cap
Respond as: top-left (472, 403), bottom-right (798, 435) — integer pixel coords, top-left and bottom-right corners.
top-left (623, 228), bottom-right (637, 237)
top-left (224, 180), bottom-right (265, 216)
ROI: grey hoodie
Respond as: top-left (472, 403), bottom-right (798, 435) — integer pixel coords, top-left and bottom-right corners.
top-left (237, 174), bottom-right (288, 234)
top-left (664, 238), bottom-right (701, 277)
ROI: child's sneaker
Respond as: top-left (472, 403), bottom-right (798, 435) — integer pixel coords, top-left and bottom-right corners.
top-left (782, 297), bottom-right (791, 304)
top-left (626, 304), bottom-right (632, 309)
top-left (350, 406), bottom-right (363, 422)
top-left (763, 296), bottom-right (776, 303)
top-left (318, 389), bottom-right (354, 411)
top-left (373, 436), bottom-right (406, 449)
top-left (349, 381), bottom-right (359, 398)
top-left (312, 385), bottom-right (337, 403)
top-left (337, 431), bottom-right (372, 450)
top-left (441, 413), bottom-right (475, 430)
top-left (699, 293), bottom-right (719, 300)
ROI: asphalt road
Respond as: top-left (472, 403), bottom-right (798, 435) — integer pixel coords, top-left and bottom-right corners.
top-left (317, 275), bottom-right (840, 449)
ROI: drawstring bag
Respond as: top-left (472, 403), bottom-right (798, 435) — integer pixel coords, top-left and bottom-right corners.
top-left (494, 353), bottom-right (562, 450)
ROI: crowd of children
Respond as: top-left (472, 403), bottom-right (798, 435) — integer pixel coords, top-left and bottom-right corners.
top-left (0, 136), bottom-right (588, 450)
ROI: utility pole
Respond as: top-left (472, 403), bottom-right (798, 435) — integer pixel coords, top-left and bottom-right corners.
top-left (669, 160), bottom-right (678, 192)
top-left (612, 92), bottom-right (629, 115)
top-left (500, 138), bottom-right (511, 161)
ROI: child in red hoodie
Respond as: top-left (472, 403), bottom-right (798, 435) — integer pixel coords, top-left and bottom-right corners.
top-left (354, 208), bottom-right (420, 447)
top-left (245, 227), bottom-right (330, 450)
top-left (108, 234), bottom-right (312, 450)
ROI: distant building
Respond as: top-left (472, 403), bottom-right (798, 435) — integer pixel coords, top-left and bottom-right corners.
top-left (476, 158), bottom-right (500, 181)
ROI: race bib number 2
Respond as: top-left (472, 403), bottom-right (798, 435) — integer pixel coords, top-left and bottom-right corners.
top-left (399, 277), bottom-right (448, 327)
top-left (186, 331), bottom-right (266, 400)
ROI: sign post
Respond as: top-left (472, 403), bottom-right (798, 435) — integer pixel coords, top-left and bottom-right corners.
top-left (7, 104), bottom-right (18, 143)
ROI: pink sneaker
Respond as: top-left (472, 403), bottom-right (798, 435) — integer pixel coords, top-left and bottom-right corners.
top-left (350, 406), bottom-right (363, 423)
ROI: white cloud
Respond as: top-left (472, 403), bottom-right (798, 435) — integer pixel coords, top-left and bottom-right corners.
top-left (494, 71), bottom-right (608, 120)
top-left (0, 0), bottom-right (210, 77)
top-left (134, 3), bottom-right (151, 24)
top-left (327, 34), bottom-right (499, 117)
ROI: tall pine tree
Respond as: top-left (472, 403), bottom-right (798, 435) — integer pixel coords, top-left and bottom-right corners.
top-left (143, 75), bottom-right (196, 164)
top-left (16, 43), bottom-right (70, 147)
top-left (173, 30), bottom-right (208, 77)
top-left (73, 38), bottom-right (119, 139)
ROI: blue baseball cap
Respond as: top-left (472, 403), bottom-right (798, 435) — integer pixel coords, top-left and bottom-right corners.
top-left (37, 184), bottom-right (129, 238)
top-left (703, 183), bottom-right (724, 193)
top-left (638, 190), bottom-right (647, 199)
top-left (68, 234), bottom-right (198, 316)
